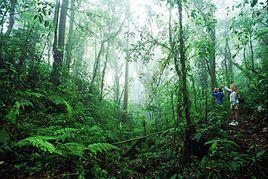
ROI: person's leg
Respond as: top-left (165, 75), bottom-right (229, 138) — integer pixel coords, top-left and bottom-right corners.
top-left (229, 106), bottom-right (239, 126)
top-left (235, 109), bottom-right (239, 121)
top-left (231, 109), bottom-right (235, 121)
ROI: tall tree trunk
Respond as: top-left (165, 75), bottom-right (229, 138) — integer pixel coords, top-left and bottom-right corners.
top-left (168, 5), bottom-right (183, 124)
top-left (205, 85), bottom-right (208, 121)
top-left (51, 0), bottom-right (69, 85)
top-left (6, 0), bottom-right (17, 35)
top-left (224, 32), bottom-right (233, 84)
top-left (123, 3), bottom-right (130, 122)
top-left (114, 62), bottom-right (121, 106)
top-left (123, 57), bottom-right (129, 121)
top-left (171, 91), bottom-right (176, 122)
top-left (65, 0), bottom-right (75, 72)
top-left (249, 34), bottom-right (254, 70)
top-left (100, 42), bottom-right (110, 101)
top-left (52, 0), bottom-right (60, 56)
top-left (100, 1), bottom-right (113, 100)
top-left (177, 0), bottom-right (192, 164)
top-left (190, 75), bottom-right (197, 111)
top-left (91, 40), bottom-right (104, 87)
top-left (176, 84), bottom-right (183, 127)
top-left (223, 38), bottom-right (230, 85)
top-left (226, 39), bottom-right (233, 83)
top-left (209, 25), bottom-right (217, 90)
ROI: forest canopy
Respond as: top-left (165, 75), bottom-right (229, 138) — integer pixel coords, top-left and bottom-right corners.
top-left (0, 0), bottom-right (267, 178)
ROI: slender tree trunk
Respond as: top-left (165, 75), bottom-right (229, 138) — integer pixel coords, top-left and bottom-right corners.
top-left (177, 0), bottom-right (192, 164)
top-left (114, 62), bottom-right (121, 106)
top-left (143, 119), bottom-right (147, 136)
top-left (190, 75), bottom-right (197, 111)
top-left (171, 91), bottom-right (176, 122)
top-left (155, 111), bottom-right (158, 132)
top-left (65, 0), bottom-right (75, 72)
top-left (168, 5), bottom-right (183, 124)
top-left (52, 0), bottom-right (60, 50)
top-left (224, 36), bottom-right (233, 84)
top-left (100, 1), bottom-right (113, 100)
top-left (47, 37), bottom-right (52, 65)
top-left (226, 39), bottom-right (233, 83)
top-left (6, 0), bottom-right (17, 35)
top-left (91, 41), bottom-right (104, 86)
top-left (123, 6), bottom-right (130, 121)
top-left (176, 93), bottom-right (183, 127)
top-left (249, 34), bottom-right (254, 70)
top-left (100, 42), bottom-right (110, 101)
top-left (243, 45), bottom-right (247, 64)
top-left (51, 0), bottom-right (69, 85)
top-left (177, 0), bottom-right (190, 126)
top-left (209, 25), bottom-right (217, 90)
top-left (123, 58), bottom-right (129, 121)
top-left (205, 86), bottom-right (208, 121)
top-left (223, 43), bottom-right (230, 84)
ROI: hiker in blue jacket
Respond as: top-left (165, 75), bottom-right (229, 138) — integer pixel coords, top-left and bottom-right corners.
top-left (212, 88), bottom-right (224, 105)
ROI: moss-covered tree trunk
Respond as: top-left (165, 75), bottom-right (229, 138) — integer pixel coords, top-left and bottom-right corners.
top-left (176, 0), bottom-right (192, 164)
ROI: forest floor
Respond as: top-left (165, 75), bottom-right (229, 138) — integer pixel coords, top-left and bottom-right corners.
top-left (227, 116), bottom-right (268, 176)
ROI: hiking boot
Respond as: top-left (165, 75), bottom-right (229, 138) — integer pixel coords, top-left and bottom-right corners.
top-left (229, 121), bottom-right (239, 126)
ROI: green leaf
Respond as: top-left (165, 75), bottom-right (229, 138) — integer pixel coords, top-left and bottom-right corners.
top-left (63, 142), bottom-right (86, 157)
top-left (17, 136), bottom-right (61, 155)
top-left (87, 143), bottom-right (119, 155)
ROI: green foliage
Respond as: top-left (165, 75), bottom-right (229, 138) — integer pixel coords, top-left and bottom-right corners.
top-left (47, 95), bottom-right (73, 115)
top-left (16, 134), bottom-right (120, 158)
top-left (17, 136), bottom-right (60, 154)
top-left (88, 143), bottom-right (119, 155)
top-left (5, 100), bottom-right (33, 124)
top-left (0, 0), bottom-right (267, 178)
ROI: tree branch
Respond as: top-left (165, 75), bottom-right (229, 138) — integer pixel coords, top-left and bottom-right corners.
top-left (113, 129), bottom-right (171, 145)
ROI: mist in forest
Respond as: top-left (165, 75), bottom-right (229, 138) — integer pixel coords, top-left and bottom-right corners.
top-left (0, 0), bottom-right (267, 178)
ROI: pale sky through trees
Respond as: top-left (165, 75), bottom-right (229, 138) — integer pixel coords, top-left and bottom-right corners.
top-left (126, 0), bottom-right (238, 104)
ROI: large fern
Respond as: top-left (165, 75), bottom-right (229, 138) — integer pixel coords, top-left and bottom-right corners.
top-left (87, 143), bottom-right (119, 155)
top-left (17, 136), bottom-right (61, 155)
top-left (17, 136), bottom-right (119, 157)
top-left (47, 95), bottom-right (72, 115)
top-left (38, 127), bottom-right (79, 141)
top-left (61, 142), bottom-right (86, 157)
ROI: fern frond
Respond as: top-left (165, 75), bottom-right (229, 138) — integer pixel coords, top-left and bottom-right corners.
top-left (54, 128), bottom-right (79, 141)
top-left (54, 128), bottom-right (78, 134)
top-left (17, 136), bottom-right (61, 155)
top-left (17, 90), bottom-right (43, 98)
top-left (87, 143), bottom-right (119, 155)
top-left (62, 142), bottom-right (86, 157)
top-left (47, 95), bottom-right (72, 115)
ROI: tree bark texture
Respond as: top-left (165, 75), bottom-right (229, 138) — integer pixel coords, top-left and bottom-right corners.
top-left (51, 0), bottom-right (69, 85)
top-left (177, 0), bottom-right (192, 164)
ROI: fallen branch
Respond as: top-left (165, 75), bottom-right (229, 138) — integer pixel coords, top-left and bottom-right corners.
top-left (113, 129), bottom-right (171, 145)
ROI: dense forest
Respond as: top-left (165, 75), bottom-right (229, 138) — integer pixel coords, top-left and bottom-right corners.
top-left (0, 0), bottom-right (267, 178)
